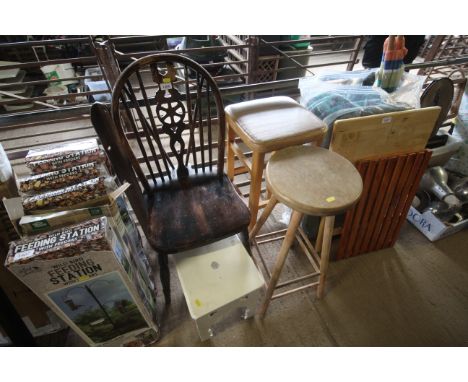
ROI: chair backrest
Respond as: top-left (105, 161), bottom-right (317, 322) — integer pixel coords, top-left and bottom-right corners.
top-left (110, 53), bottom-right (225, 193)
top-left (91, 102), bottom-right (149, 235)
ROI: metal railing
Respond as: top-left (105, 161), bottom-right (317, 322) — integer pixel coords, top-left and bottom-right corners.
top-left (1, 62), bottom-right (467, 167)
top-left (0, 35), bottom-right (365, 117)
top-left (1, 35), bottom-right (468, 166)
top-left (3, 35), bottom-right (468, 121)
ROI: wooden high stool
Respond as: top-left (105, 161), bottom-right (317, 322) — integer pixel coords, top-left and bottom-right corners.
top-left (225, 96), bottom-right (326, 229)
top-left (249, 145), bottom-right (363, 318)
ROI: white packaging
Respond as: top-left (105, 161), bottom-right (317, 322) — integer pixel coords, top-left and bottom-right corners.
top-left (406, 205), bottom-right (468, 241)
top-left (5, 217), bottom-right (159, 346)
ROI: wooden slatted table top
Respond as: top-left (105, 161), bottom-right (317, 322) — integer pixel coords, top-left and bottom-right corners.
top-left (266, 145), bottom-right (363, 216)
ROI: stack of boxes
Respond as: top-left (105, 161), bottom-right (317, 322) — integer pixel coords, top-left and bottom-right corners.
top-left (3, 139), bottom-right (160, 346)
top-left (1, 142), bottom-right (66, 340)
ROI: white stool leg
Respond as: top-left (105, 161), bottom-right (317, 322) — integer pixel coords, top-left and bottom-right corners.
top-left (258, 210), bottom-right (303, 319)
top-left (317, 215), bottom-right (335, 299)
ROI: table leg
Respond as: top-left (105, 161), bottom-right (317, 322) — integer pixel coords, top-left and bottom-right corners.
top-left (258, 210), bottom-right (303, 319)
top-left (248, 151), bottom-right (265, 230)
top-left (317, 215), bottom-right (335, 299)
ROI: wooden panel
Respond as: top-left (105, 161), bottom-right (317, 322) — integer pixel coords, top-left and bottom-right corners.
top-left (330, 107), bottom-right (440, 164)
top-left (336, 150), bottom-right (431, 259)
top-left (388, 151), bottom-right (432, 247)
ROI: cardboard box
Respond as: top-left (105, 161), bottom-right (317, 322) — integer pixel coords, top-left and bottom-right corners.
top-left (1, 145), bottom-right (66, 338)
top-left (5, 217), bottom-right (159, 346)
top-left (406, 205), bottom-right (468, 241)
top-left (3, 183), bottom-right (156, 310)
top-left (3, 188), bottom-right (155, 339)
top-left (21, 177), bottom-right (111, 214)
top-left (4, 183), bottom-right (156, 315)
top-left (17, 162), bottom-right (106, 194)
top-left (0, 258), bottom-right (66, 337)
top-left (25, 138), bottom-right (106, 174)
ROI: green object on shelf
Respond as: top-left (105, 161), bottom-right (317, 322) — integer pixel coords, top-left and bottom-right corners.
top-left (290, 35), bottom-right (310, 50)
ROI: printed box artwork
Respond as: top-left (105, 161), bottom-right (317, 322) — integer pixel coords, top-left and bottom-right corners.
top-left (18, 162), bottom-right (106, 194)
top-left (25, 139), bottom-right (106, 174)
top-left (16, 185), bottom-right (155, 303)
top-left (22, 177), bottom-right (112, 214)
top-left (5, 217), bottom-right (159, 346)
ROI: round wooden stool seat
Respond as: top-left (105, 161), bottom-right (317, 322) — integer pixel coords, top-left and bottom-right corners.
top-left (266, 145), bottom-right (363, 216)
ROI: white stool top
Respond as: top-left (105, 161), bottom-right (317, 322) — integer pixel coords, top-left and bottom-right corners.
top-left (174, 236), bottom-right (265, 319)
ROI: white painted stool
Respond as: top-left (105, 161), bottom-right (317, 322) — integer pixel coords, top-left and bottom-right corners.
top-left (174, 235), bottom-right (265, 341)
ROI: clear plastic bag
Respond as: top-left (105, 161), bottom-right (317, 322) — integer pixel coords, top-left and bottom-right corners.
top-left (387, 71), bottom-right (426, 109)
top-left (311, 69), bottom-right (379, 86)
top-left (299, 69), bottom-right (426, 147)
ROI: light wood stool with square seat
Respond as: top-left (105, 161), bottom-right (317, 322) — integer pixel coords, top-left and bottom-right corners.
top-left (249, 145), bottom-right (363, 318)
top-left (225, 96), bottom-right (326, 229)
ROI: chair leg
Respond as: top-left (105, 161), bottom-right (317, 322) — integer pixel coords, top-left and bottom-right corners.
top-left (227, 124), bottom-right (236, 181)
top-left (317, 216), bottom-right (335, 299)
top-left (249, 195), bottom-right (277, 240)
top-left (248, 151), bottom-right (265, 231)
top-left (239, 226), bottom-right (252, 257)
top-left (158, 252), bottom-right (171, 305)
top-left (258, 210), bottom-right (303, 319)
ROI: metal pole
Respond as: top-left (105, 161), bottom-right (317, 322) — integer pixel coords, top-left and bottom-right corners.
top-left (259, 38), bottom-right (315, 75)
top-left (347, 36), bottom-right (364, 71)
top-left (246, 36), bottom-right (260, 85)
top-left (84, 285), bottom-right (115, 328)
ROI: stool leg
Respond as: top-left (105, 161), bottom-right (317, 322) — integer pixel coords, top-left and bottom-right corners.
top-left (248, 151), bottom-right (265, 230)
top-left (316, 216), bottom-right (325, 253)
top-left (317, 216), bottom-right (335, 299)
top-left (249, 195), bottom-right (277, 240)
top-left (227, 123), bottom-right (236, 181)
top-left (259, 210), bottom-right (303, 319)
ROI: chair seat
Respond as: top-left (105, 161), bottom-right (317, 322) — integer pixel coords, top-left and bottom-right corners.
top-left (225, 96), bottom-right (326, 152)
top-left (147, 174), bottom-right (250, 253)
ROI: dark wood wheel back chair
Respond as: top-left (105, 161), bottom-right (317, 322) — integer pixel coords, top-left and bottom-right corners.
top-left (90, 53), bottom-right (251, 304)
